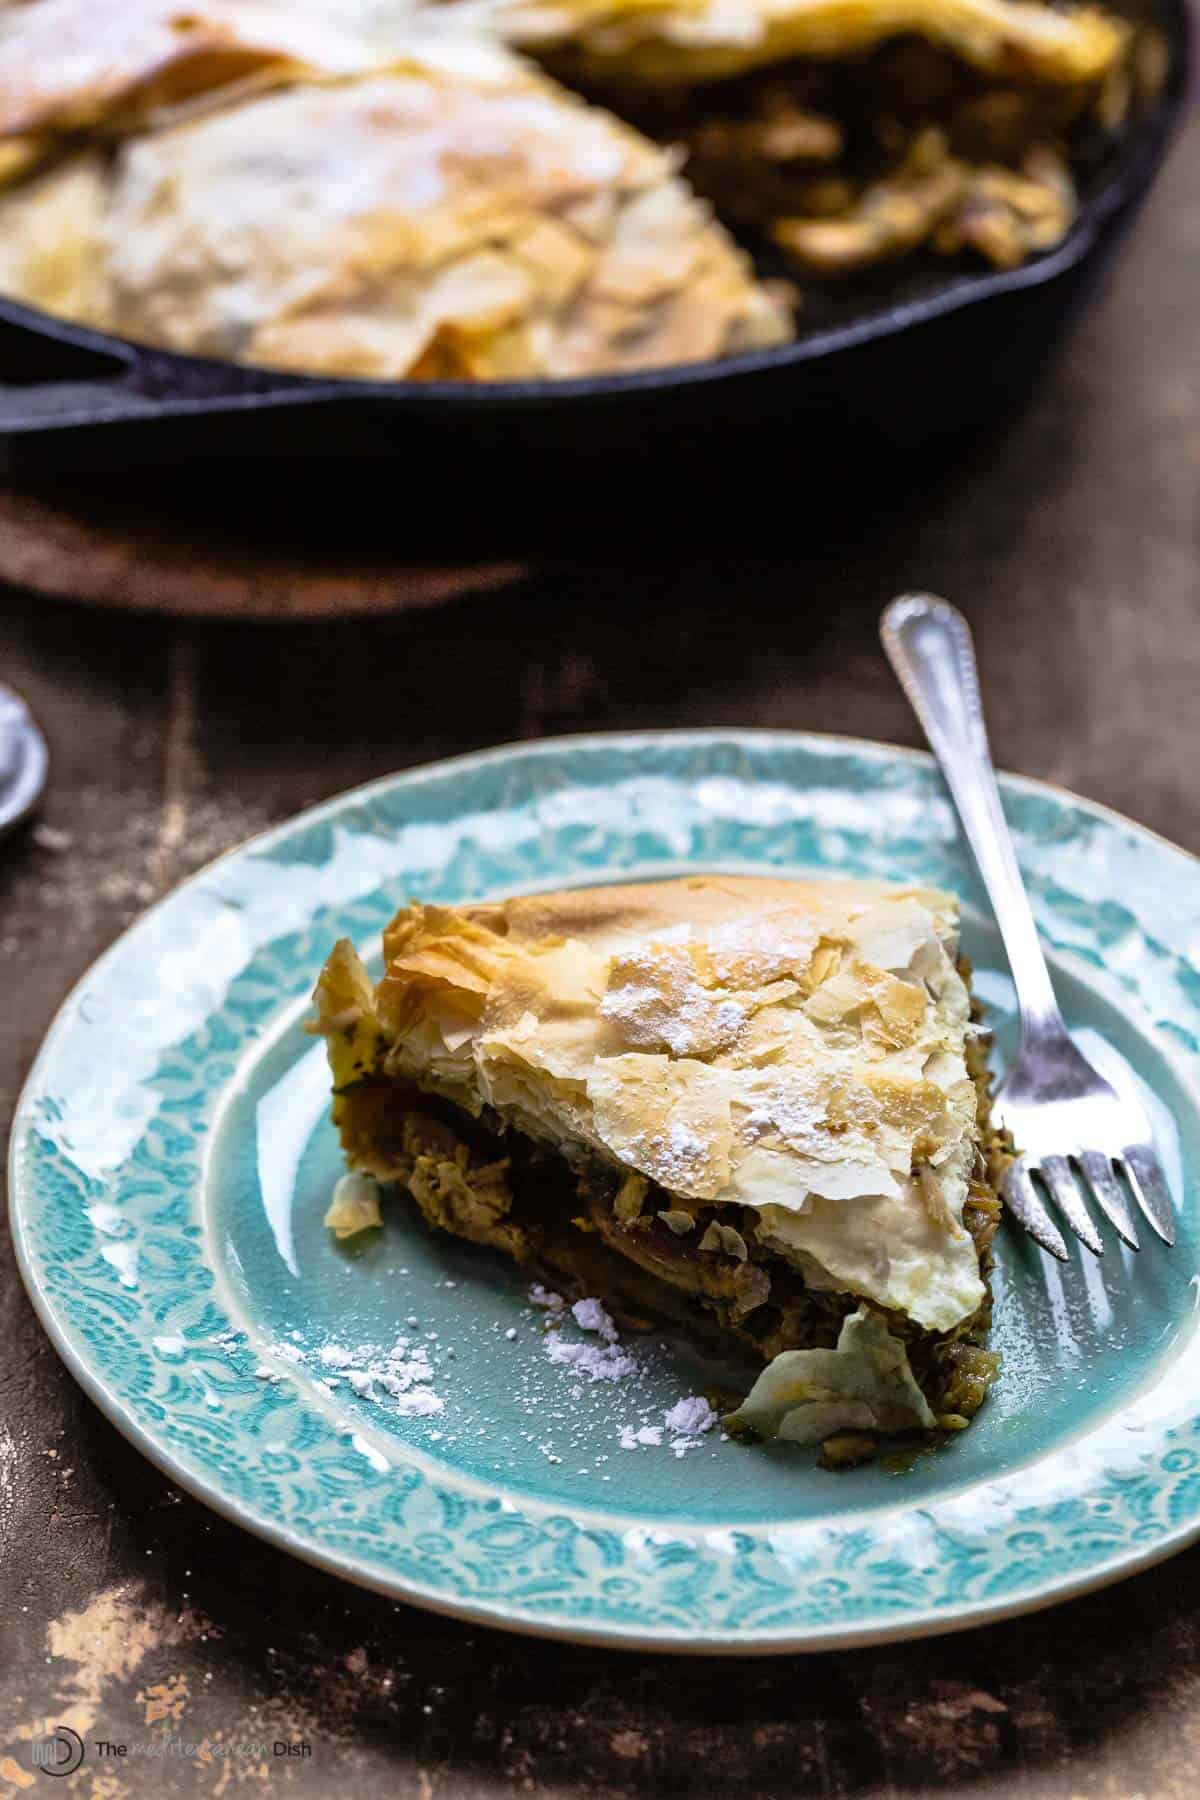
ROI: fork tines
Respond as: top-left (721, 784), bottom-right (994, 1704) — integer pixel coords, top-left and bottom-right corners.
top-left (1003, 1145), bottom-right (1175, 1262)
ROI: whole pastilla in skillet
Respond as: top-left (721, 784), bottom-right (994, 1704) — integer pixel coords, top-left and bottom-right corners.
top-left (0, 0), bottom-right (1165, 380)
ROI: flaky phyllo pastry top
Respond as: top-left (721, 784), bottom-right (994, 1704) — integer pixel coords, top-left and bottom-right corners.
top-left (315, 876), bottom-right (988, 1333)
top-left (0, 19), bottom-right (788, 380)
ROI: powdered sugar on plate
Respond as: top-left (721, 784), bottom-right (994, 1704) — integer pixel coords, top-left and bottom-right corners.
top-left (542, 1296), bottom-right (637, 1381)
top-left (318, 1334), bottom-right (445, 1416)
top-left (529, 1284), bottom-right (566, 1312)
top-left (544, 1334), bottom-right (638, 1382)
top-left (211, 1269), bottom-right (726, 1479)
top-left (570, 1297), bottom-right (619, 1343)
top-left (537, 1287), bottom-right (722, 1457)
top-left (237, 1331), bottom-right (445, 1418)
top-left (621, 1395), bottom-right (719, 1457)
top-left (619, 1425), bottom-right (663, 1449)
top-left (664, 1395), bottom-right (718, 1436)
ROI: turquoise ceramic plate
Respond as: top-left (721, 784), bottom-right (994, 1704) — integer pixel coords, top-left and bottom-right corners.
top-left (11, 732), bottom-right (1200, 1652)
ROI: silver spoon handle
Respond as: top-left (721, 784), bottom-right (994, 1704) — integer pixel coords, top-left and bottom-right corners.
top-left (880, 592), bottom-right (1062, 1039)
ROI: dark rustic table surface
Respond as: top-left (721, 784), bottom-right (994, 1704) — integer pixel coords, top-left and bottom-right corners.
top-left (1, 116), bottom-right (1197, 1800)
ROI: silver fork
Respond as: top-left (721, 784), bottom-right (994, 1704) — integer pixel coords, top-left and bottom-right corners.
top-left (881, 592), bottom-right (1175, 1261)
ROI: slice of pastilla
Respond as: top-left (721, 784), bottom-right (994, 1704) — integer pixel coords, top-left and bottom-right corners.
top-left (312, 875), bottom-right (1003, 1462)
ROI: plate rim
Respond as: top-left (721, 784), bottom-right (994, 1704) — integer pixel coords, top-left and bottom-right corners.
top-left (10, 725), bottom-right (1200, 1654)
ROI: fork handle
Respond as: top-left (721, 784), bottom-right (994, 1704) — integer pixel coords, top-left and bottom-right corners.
top-left (880, 593), bottom-right (1063, 1039)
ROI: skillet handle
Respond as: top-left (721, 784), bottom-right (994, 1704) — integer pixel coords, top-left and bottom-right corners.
top-left (0, 376), bottom-right (169, 433)
top-left (0, 301), bottom-right (311, 445)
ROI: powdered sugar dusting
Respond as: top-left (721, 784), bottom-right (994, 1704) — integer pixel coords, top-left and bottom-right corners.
top-left (742, 1074), bottom-right (829, 1149)
top-left (619, 1424), bottom-right (663, 1448)
top-left (210, 1249), bottom-right (727, 1483)
top-left (390, 1388), bottom-right (445, 1419)
top-left (650, 1118), bottom-right (711, 1191)
top-left (545, 1334), bottom-right (638, 1382)
top-left (572, 1297), bottom-right (618, 1342)
top-left (600, 944), bottom-right (747, 1057)
top-left (621, 1394), bottom-right (719, 1458)
top-left (529, 1284), bottom-right (566, 1311)
top-left (307, 1334), bottom-right (444, 1416)
top-left (706, 913), bottom-right (820, 987)
top-left (664, 1395), bottom-right (717, 1436)
top-left (219, 1324), bottom-right (447, 1417)
top-left (534, 1294), bottom-right (726, 1462)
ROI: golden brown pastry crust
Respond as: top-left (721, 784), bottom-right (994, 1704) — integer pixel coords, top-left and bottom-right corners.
top-left (443, 873), bottom-right (905, 943)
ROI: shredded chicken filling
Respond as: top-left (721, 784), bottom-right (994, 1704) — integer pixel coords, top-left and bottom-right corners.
top-left (559, 27), bottom-right (1167, 284)
top-left (327, 1033), bottom-right (1003, 1436)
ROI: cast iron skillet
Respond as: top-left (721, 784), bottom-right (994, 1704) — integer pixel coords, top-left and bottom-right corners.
top-left (0, 0), bottom-right (1190, 478)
